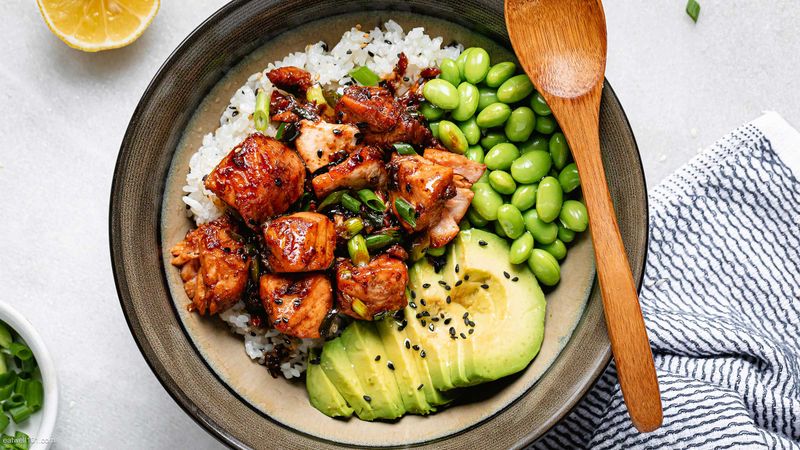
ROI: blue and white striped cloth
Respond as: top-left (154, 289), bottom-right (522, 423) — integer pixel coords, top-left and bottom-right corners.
top-left (534, 112), bottom-right (800, 449)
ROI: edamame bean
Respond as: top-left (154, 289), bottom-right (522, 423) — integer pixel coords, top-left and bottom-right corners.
top-left (467, 207), bottom-right (489, 227)
top-left (530, 91), bottom-right (552, 116)
top-left (463, 48), bottom-right (491, 84)
top-left (519, 135), bottom-right (550, 154)
top-left (535, 114), bottom-right (557, 134)
top-left (485, 61), bottom-right (516, 88)
top-left (484, 143), bottom-right (520, 170)
top-left (523, 209), bottom-right (558, 244)
top-left (477, 87), bottom-right (499, 111)
top-left (455, 48), bottom-right (474, 78)
top-left (538, 239), bottom-right (567, 261)
top-left (536, 176), bottom-right (563, 223)
top-left (451, 82), bottom-right (480, 121)
top-left (423, 79), bottom-right (460, 110)
top-left (480, 131), bottom-right (508, 149)
top-left (510, 150), bottom-right (552, 184)
top-left (459, 217), bottom-right (472, 230)
top-left (558, 162), bottom-right (581, 193)
top-left (528, 249), bottom-right (560, 286)
top-left (429, 121), bottom-right (440, 139)
top-left (509, 232), bottom-right (534, 264)
top-left (559, 200), bottom-right (589, 232)
top-left (494, 221), bottom-right (508, 238)
top-left (497, 74), bottom-right (534, 103)
top-left (419, 102), bottom-right (443, 121)
top-left (458, 117), bottom-right (481, 145)
top-left (511, 184), bottom-right (538, 211)
top-left (471, 183), bottom-right (504, 221)
top-left (505, 107), bottom-right (537, 143)
top-left (465, 145), bottom-right (485, 163)
top-left (557, 224), bottom-right (576, 243)
top-left (439, 58), bottom-right (461, 86)
top-left (549, 132), bottom-right (570, 170)
top-left (476, 102), bottom-right (512, 128)
top-left (437, 120), bottom-right (468, 154)
top-left (497, 204), bottom-right (525, 239)
top-left (488, 170), bottom-right (517, 195)
top-left (477, 170), bottom-right (490, 184)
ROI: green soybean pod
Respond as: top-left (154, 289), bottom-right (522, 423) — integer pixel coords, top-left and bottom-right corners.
top-left (560, 200), bottom-right (589, 232)
top-left (536, 176), bottom-right (563, 223)
top-left (497, 74), bottom-right (534, 103)
top-left (484, 142), bottom-right (520, 171)
top-left (419, 102), bottom-right (444, 121)
top-left (463, 48), bottom-right (491, 84)
top-left (535, 114), bottom-right (558, 134)
top-left (422, 78), bottom-right (460, 110)
top-left (488, 170), bottom-right (517, 195)
top-left (530, 91), bottom-right (552, 116)
top-left (480, 131), bottom-right (508, 149)
top-left (538, 239), bottom-right (567, 261)
top-left (558, 162), bottom-right (581, 193)
top-left (510, 150), bottom-right (552, 184)
top-left (528, 249), bottom-right (560, 286)
top-left (471, 183), bottom-right (504, 221)
top-left (438, 120), bottom-right (468, 154)
top-left (549, 132), bottom-right (570, 170)
top-left (438, 58), bottom-right (461, 86)
top-left (477, 86), bottom-right (499, 111)
top-left (455, 48), bottom-right (474, 77)
top-left (485, 61), bottom-right (516, 88)
top-left (465, 145), bottom-right (485, 163)
top-left (511, 184), bottom-right (538, 211)
top-left (558, 223), bottom-right (576, 243)
top-left (509, 231), bottom-right (534, 264)
top-left (497, 204), bottom-right (525, 239)
top-left (519, 135), bottom-right (550, 154)
top-left (429, 121), bottom-right (440, 139)
top-left (451, 82), bottom-right (480, 122)
top-left (467, 207), bottom-right (489, 227)
top-left (476, 102), bottom-right (512, 128)
top-left (505, 106), bottom-right (537, 143)
top-left (458, 117), bottom-right (481, 145)
top-left (523, 209), bottom-right (558, 244)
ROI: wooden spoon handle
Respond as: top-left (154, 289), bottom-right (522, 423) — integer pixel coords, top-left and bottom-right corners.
top-left (550, 89), bottom-right (663, 432)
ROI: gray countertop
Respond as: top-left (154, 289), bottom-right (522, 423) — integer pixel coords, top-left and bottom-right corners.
top-left (0, 1), bottom-right (797, 448)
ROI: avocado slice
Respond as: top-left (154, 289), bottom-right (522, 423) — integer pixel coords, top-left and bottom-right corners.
top-left (306, 349), bottom-right (354, 418)
top-left (375, 316), bottom-right (435, 414)
top-left (320, 338), bottom-right (375, 419)
top-left (340, 321), bottom-right (405, 420)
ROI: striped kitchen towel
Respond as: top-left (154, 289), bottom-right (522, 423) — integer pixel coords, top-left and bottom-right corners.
top-left (534, 112), bottom-right (800, 449)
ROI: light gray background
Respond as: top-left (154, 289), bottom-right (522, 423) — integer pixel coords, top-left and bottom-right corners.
top-left (0, 1), bottom-right (797, 448)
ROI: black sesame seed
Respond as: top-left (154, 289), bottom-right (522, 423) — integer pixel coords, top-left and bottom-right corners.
top-left (281, 317), bottom-right (289, 323)
top-left (450, 335), bottom-right (458, 340)
top-left (410, 290), bottom-right (416, 299)
top-left (333, 128), bottom-right (342, 135)
top-left (387, 362), bottom-right (395, 370)
top-left (384, 39), bottom-right (392, 44)
top-left (420, 350), bottom-right (426, 358)
top-left (460, 333), bottom-right (467, 339)
top-left (422, 283), bottom-right (431, 289)
top-left (438, 280), bottom-right (447, 286)
top-left (449, 327), bottom-right (456, 336)
top-left (273, 319), bottom-right (281, 325)
top-left (274, 299), bottom-right (283, 305)
top-left (275, 178), bottom-right (283, 187)
top-left (410, 302), bottom-right (417, 309)
top-left (468, 320), bottom-right (476, 327)
top-left (403, 76), bottom-right (410, 82)
top-left (364, 395), bottom-right (372, 402)
top-left (504, 271), bottom-right (510, 279)
top-left (310, 357), bottom-right (321, 365)
top-left (478, 240), bottom-right (488, 247)
top-left (446, 296), bottom-right (451, 304)
top-left (440, 312), bottom-right (445, 319)
top-left (420, 299), bottom-right (427, 306)
top-left (293, 299), bottom-right (301, 307)
top-left (405, 339), bottom-right (411, 349)
top-left (317, 149), bottom-right (323, 157)
top-left (421, 319), bottom-right (427, 326)
top-left (412, 344), bottom-right (420, 351)
top-left (428, 323), bottom-right (435, 332)
top-left (481, 284), bottom-right (489, 289)
top-left (455, 280), bottom-right (463, 287)
top-left (463, 312), bottom-right (469, 319)
top-left (432, 317), bottom-right (439, 322)
top-left (444, 318), bottom-right (452, 325)
top-left (417, 383), bottom-right (424, 390)
top-left (445, 285), bottom-right (451, 291)
top-left (469, 328), bottom-right (474, 334)
top-left (512, 276), bottom-right (519, 282)
top-left (415, 312), bottom-right (423, 319)
top-left (368, 51), bottom-right (375, 57)
top-left (422, 311), bottom-right (430, 317)
top-left (464, 274), bottom-right (470, 281)
top-left (375, 355), bottom-right (381, 361)
top-left (405, 183), bottom-right (412, 193)
top-left (455, 264), bottom-right (460, 273)
top-left (346, 49), bottom-right (353, 55)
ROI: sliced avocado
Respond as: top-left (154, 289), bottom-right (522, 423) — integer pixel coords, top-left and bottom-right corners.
top-left (306, 349), bottom-right (354, 418)
top-left (340, 321), bottom-right (405, 420)
top-left (320, 338), bottom-right (375, 420)
top-left (375, 316), bottom-right (434, 414)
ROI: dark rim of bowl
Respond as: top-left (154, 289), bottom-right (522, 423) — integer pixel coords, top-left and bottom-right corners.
top-left (109, 1), bottom-right (649, 448)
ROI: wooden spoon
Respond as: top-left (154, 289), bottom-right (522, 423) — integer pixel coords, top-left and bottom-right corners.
top-left (505, 0), bottom-right (663, 432)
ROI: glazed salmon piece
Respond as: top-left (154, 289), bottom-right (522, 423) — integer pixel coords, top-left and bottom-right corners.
top-left (311, 146), bottom-right (388, 198)
top-left (335, 255), bottom-right (409, 320)
top-left (388, 154), bottom-right (455, 232)
top-left (260, 273), bottom-right (333, 338)
top-left (294, 120), bottom-right (358, 172)
top-left (262, 212), bottom-right (336, 273)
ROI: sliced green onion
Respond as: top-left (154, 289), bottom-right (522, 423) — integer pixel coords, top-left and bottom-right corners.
top-left (357, 189), bottom-right (386, 212)
top-left (318, 191), bottom-right (345, 210)
top-left (19, 358), bottom-right (35, 374)
top-left (344, 217), bottom-right (365, 237)
top-left (394, 197), bottom-right (417, 228)
top-left (0, 323), bottom-right (11, 350)
top-left (2, 394), bottom-right (23, 412)
top-left (8, 405), bottom-right (32, 424)
top-left (7, 343), bottom-right (31, 362)
top-left (0, 355), bottom-right (5, 375)
top-left (393, 143), bottom-right (417, 156)
top-left (341, 193), bottom-right (362, 213)
top-left (306, 84), bottom-right (329, 107)
top-left (23, 380), bottom-right (42, 412)
top-left (351, 299), bottom-right (370, 319)
top-left (427, 246), bottom-right (446, 257)
top-left (349, 66), bottom-right (380, 86)
top-left (347, 235), bottom-right (370, 267)
top-left (13, 373), bottom-right (29, 396)
top-left (686, 0), bottom-right (700, 22)
top-left (254, 89), bottom-right (270, 132)
top-left (0, 415), bottom-right (7, 434)
top-left (13, 431), bottom-right (28, 450)
top-left (365, 231), bottom-right (401, 251)
top-left (275, 122), bottom-right (286, 140)
top-left (0, 434), bottom-right (12, 448)
top-left (0, 373), bottom-right (16, 400)
top-left (249, 257), bottom-right (260, 283)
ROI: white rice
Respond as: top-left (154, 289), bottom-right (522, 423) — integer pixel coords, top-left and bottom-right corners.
top-left (182, 21), bottom-right (462, 379)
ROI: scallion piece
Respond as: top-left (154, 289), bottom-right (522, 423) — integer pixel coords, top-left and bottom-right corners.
top-left (249, 257), bottom-right (260, 283)
top-left (7, 343), bottom-right (31, 362)
top-left (427, 246), bottom-right (446, 257)
top-left (357, 189), bottom-right (386, 212)
top-left (344, 217), bottom-right (364, 237)
top-left (351, 299), bottom-right (370, 319)
top-left (2, 394), bottom-right (23, 412)
top-left (394, 197), bottom-right (417, 228)
top-left (0, 414), bottom-right (7, 434)
top-left (13, 373), bottom-right (29, 396)
top-left (19, 358), bottom-right (35, 374)
top-left (0, 323), bottom-right (11, 350)
top-left (254, 89), bottom-right (270, 132)
top-left (347, 235), bottom-right (370, 267)
top-left (349, 66), bottom-right (380, 86)
top-left (341, 193), bottom-right (362, 213)
top-left (686, 0), bottom-right (700, 22)
top-left (393, 143), bottom-right (417, 156)
top-left (13, 431), bottom-right (28, 450)
top-left (275, 122), bottom-right (286, 140)
top-left (0, 373), bottom-right (16, 400)
top-left (24, 380), bottom-right (42, 412)
top-left (318, 191), bottom-right (345, 210)
top-left (8, 405), bottom-right (32, 424)
top-left (365, 231), bottom-right (401, 251)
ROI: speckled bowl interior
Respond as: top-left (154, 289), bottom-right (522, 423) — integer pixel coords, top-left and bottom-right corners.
top-left (110, 1), bottom-right (648, 448)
